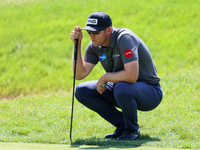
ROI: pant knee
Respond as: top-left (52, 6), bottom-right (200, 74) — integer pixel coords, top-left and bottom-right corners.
top-left (114, 82), bottom-right (130, 104)
top-left (75, 81), bottom-right (97, 104)
top-left (75, 84), bottom-right (86, 103)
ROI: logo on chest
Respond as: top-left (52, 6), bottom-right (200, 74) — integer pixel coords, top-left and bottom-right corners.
top-left (113, 54), bottom-right (120, 58)
top-left (99, 53), bottom-right (106, 62)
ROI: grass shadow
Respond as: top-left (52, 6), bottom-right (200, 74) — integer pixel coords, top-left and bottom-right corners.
top-left (71, 134), bottom-right (160, 149)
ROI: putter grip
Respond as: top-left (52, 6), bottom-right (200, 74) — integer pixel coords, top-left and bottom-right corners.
top-left (74, 39), bottom-right (78, 63)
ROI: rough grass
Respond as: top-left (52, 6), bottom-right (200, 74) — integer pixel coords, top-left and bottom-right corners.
top-left (0, 0), bottom-right (199, 97)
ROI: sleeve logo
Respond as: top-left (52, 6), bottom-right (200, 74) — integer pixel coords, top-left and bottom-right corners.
top-left (124, 49), bottom-right (133, 58)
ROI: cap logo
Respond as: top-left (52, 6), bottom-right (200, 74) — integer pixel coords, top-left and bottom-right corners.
top-left (87, 19), bottom-right (98, 25)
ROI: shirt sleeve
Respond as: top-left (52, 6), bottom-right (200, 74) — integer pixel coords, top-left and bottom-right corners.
top-left (83, 41), bottom-right (99, 64)
top-left (118, 34), bottom-right (139, 64)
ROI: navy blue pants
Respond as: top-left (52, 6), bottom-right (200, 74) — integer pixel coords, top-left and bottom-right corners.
top-left (75, 81), bottom-right (163, 132)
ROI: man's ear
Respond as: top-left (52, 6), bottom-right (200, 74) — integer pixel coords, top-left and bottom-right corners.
top-left (107, 26), bottom-right (112, 33)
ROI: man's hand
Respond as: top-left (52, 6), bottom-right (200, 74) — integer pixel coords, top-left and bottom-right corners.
top-left (96, 78), bottom-right (107, 94)
top-left (70, 26), bottom-right (83, 42)
top-left (96, 83), bottom-right (107, 95)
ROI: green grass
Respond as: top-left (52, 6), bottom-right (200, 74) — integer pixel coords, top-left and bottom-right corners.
top-left (0, 0), bottom-right (200, 149)
top-left (0, 142), bottom-right (191, 150)
top-left (0, 70), bottom-right (199, 149)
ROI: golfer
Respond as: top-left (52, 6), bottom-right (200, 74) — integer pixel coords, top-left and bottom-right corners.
top-left (70, 11), bottom-right (163, 140)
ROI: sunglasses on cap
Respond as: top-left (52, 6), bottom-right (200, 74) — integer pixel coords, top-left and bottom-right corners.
top-left (87, 29), bottom-right (104, 35)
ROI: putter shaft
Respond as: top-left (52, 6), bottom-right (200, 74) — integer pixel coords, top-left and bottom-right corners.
top-left (70, 39), bottom-right (78, 144)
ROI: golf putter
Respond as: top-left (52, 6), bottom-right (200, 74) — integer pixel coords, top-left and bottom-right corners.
top-left (70, 39), bottom-right (78, 144)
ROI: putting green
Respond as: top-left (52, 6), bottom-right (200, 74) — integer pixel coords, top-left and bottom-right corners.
top-left (0, 142), bottom-right (191, 150)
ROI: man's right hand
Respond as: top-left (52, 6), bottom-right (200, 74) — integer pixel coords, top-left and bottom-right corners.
top-left (70, 26), bottom-right (83, 43)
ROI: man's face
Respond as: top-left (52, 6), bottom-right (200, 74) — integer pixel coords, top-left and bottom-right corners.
top-left (87, 28), bottom-right (110, 47)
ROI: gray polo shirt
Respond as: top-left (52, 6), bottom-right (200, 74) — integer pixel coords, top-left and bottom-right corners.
top-left (84, 27), bottom-right (160, 84)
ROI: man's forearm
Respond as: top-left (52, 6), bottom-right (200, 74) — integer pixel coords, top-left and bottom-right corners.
top-left (100, 70), bottom-right (137, 84)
